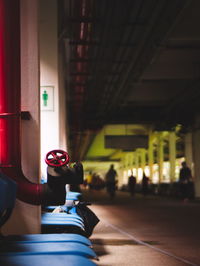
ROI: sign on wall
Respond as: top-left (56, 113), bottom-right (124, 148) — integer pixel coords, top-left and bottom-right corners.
top-left (105, 135), bottom-right (149, 151)
top-left (40, 86), bottom-right (54, 111)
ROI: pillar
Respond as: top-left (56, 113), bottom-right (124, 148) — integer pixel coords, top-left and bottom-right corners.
top-left (134, 151), bottom-right (139, 181)
top-left (169, 132), bottom-right (176, 182)
top-left (140, 149), bottom-right (146, 173)
top-left (185, 132), bottom-right (194, 176)
top-left (192, 129), bottom-right (200, 197)
top-left (148, 133), bottom-right (154, 180)
top-left (2, 0), bottom-right (41, 235)
top-left (129, 152), bottom-right (134, 168)
top-left (157, 133), bottom-right (164, 183)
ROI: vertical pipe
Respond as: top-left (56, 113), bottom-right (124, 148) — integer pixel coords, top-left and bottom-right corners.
top-left (0, 0), bottom-right (21, 168)
top-left (0, 0), bottom-right (83, 205)
top-left (0, 0), bottom-right (45, 205)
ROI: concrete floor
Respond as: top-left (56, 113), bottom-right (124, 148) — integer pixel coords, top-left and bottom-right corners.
top-left (82, 189), bottom-right (200, 266)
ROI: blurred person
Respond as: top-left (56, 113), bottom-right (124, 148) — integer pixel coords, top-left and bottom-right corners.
top-left (90, 174), bottom-right (105, 190)
top-left (86, 171), bottom-right (93, 190)
top-left (179, 161), bottom-right (192, 202)
top-left (128, 172), bottom-right (136, 197)
top-left (105, 164), bottom-right (118, 199)
top-left (142, 172), bottom-right (149, 196)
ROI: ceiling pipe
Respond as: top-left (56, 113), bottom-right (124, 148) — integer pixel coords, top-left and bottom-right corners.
top-left (72, 0), bottom-right (92, 160)
top-left (0, 0), bottom-right (83, 205)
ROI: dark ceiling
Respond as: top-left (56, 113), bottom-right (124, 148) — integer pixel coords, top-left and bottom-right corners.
top-left (58, 0), bottom-right (200, 161)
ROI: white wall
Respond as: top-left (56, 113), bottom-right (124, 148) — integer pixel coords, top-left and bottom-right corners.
top-left (40, 0), bottom-right (66, 179)
top-left (58, 43), bottom-right (68, 150)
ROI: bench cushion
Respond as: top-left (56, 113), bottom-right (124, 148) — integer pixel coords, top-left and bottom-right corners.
top-left (6, 233), bottom-right (91, 246)
top-left (0, 242), bottom-right (97, 258)
top-left (0, 254), bottom-right (97, 266)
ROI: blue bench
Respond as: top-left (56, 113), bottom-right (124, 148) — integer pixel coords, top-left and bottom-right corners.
top-left (41, 201), bottom-right (86, 234)
top-left (41, 190), bottom-right (90, 235)
top-left (6, 233), bottom-right (91, 246)
top-left (44, 191), bottom-right (81, 211)
top-left (0, 172), bottom-right (98, 266)
top-left (0, 254), bottom-right (96, 266)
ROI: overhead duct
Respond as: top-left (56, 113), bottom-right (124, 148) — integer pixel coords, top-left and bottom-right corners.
top-left (68, 0), bottom-right (93, 161)
top-left (105, 135), bottom-right (149, 151)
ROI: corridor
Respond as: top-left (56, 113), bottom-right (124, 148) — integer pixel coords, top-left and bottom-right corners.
top-left (83, 190), bottom-right (200, 266)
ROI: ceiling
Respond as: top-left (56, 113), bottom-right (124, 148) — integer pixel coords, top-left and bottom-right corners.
top-left (58, 0), bottom-right (200, 161)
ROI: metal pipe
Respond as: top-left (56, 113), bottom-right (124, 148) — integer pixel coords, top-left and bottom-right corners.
top-left (0, 0), bottom-right (70, 205)
top-left (72, 0), bottom-right (92, 160)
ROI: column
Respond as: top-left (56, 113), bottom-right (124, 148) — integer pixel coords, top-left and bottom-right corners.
top-left (134, 151), bottom-right (139, 181)
top-left (169, 132), bottom-right (176, 182)
top-left (129, 152), bottom-right (134, 168)
top-left (2, 0), bottom-right (41, 235)
top-left (185, 132), bottom-right (194, 175)
top-left (140, 149), bottom-right (146, 172)
top-left (148, 133), bottom-right (154, 180)
top-left (192, 129), bottom-right (200, 197)
top-left (157, 133), bottom-right (164, 183)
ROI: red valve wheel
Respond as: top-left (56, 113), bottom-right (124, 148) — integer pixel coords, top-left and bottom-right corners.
top-left (45, 149), bottom-right (70, 167)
